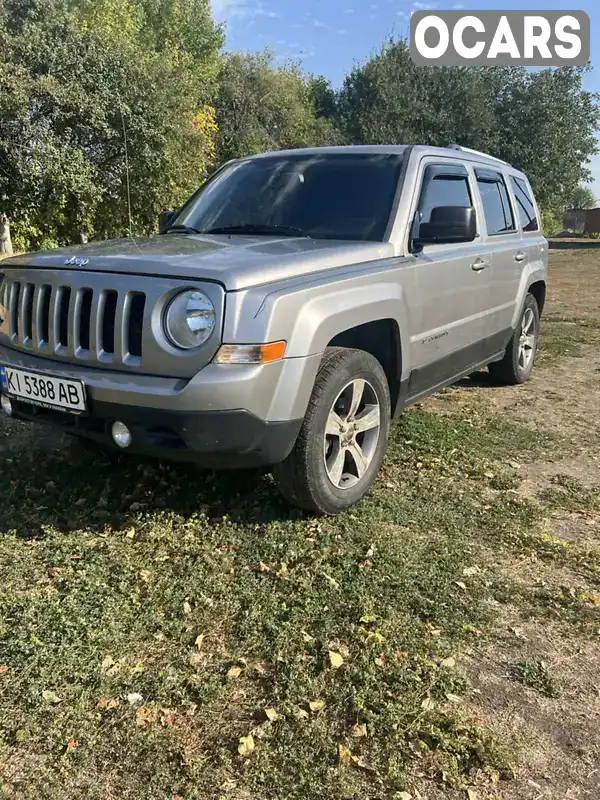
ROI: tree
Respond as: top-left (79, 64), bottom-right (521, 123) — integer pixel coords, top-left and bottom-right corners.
top-left (214, 52), bottom-right (339, 163)
top-left (567, 185), bottom-right (597, 210)
top-left (335, 40), bottom-right (600, 212)
top-left (0, 0), bottom-right (223, 249)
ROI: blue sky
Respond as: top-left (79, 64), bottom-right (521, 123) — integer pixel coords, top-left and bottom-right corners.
top-left (212, 0), bottom-right (600, 198)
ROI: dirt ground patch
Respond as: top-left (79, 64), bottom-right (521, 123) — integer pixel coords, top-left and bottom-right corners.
top-left (422, 249), bottom-right (600, 800)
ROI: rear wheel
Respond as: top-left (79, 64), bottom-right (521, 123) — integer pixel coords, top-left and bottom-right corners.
top-left (272, 347), bottom-right (391, 515)
top-left (489, 293), bottom-right (540, 385)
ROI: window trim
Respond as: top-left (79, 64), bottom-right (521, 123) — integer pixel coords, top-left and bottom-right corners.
top-left (410, 163), bottom-right (475, 251)
top-left (475, 169), bottom-right (518, 237)
top-left (509, 175), bottom-right (540, 234)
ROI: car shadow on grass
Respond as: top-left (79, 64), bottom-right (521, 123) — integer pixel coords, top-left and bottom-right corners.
top-left (0, 424), bottom-right (300, 539)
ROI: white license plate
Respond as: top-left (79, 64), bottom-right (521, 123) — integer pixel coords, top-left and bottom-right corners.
top-left (0, 365), bottom-right (86, 413)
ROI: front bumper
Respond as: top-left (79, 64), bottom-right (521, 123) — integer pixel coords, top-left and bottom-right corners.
top-left (8, 398), bottom-right (302, 467)
top-left (0, 344), bottom-right (319, 467)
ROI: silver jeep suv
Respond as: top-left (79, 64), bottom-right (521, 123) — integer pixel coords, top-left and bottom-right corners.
top-left (0, 145), bottom-right (547, 514)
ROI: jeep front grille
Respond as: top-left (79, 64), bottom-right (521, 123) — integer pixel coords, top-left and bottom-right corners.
top-left (2, 278), bottom-right (146, 365)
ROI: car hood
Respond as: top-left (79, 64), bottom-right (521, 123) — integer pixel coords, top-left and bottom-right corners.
top-left (5, 234), bottom-right (395, 291)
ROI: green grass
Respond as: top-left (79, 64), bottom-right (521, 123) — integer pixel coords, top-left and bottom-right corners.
top-left (537, 318), bottom-right (600, 365)
top-left (507, 660), bottom-right (561, 698)
top-left (0, 404), bottom-right (593, 799)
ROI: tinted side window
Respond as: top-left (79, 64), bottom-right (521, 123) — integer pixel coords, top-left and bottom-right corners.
top-left (477, 175), bottom-right (516, 235)
top-left (510, 176), bottom-right (539, 232)
top-left (419, 174), bottom-right (472, 224)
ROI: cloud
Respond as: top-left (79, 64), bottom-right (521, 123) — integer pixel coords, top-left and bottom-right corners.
top-left (313, 19), bottom-right (328, 28)
top-left (452, 2), bottom-right (465, 7)
top-left (397, 10), bottom-right (409, 19)
top-left (211, 0), bottom-right (248, 20)
top-left (255, 7), bottom-right (280, 17)
top-left (370, 2), bottom-right (378, 7)
top-left (211, 0), bottom-right (280, 22)
top-left (343, 7), bottom-right (355, 12)
top-left (412, 1), bottom-right (438, 9)
top-left (337, 28), bottom-right (348, 34)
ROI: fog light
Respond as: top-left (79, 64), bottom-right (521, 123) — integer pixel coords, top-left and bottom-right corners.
top-left (1, 394), bottom-right (13, 417)
top-left (111, 421), bottom-right (132, 449)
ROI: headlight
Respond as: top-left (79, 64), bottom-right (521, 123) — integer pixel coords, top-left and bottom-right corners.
top-left (164, 289), bottom-right (216, 349)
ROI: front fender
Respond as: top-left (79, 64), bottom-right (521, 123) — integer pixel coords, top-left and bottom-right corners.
top-left (221, 260), bottom-right (416, 421)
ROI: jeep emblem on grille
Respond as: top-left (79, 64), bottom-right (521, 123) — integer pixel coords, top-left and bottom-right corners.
top-left (64, 256), bottom-right (89, 267)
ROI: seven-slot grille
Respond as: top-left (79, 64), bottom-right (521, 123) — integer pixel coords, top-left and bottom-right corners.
top-left (1, 278), bottom-right (146, 364)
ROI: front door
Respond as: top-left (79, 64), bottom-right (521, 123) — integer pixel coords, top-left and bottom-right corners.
top-left (408, 160), bottom-right (491, 400)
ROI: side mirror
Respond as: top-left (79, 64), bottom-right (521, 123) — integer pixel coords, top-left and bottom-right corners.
top-left (415, 206), bottom-right (477, 247)
top-left (159, 210), bottom-right (177, 233)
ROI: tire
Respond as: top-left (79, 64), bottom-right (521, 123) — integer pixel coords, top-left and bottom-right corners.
top-left (272, 347), bottom-right (391, 515)
top-left (488, 293), bottom-right (540, 385)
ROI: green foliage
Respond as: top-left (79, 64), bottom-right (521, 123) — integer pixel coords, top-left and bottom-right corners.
top-left (214, 52), bottom-right (340, 163)
top-left (540, 209), bottom-right (562, 237)
top-left (0, 0), bottom-right (223, 248)
top-left (508, 660), bottom-right (561, 698)
top-left (336, 40), bottom-right (599, 211)
top-left (568, 184), bottom-right (597, 210)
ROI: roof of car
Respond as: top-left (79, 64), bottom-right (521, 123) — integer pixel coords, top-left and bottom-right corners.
top-left (244, 144), bottom-right (525, 176)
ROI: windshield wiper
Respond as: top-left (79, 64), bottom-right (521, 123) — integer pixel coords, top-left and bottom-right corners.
top-left (164, 224), bottom-right (202, 235)
top-left (201, 224), bottom-right (311, 238)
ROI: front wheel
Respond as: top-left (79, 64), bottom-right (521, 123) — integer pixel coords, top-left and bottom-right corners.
top-left (272, 347), bottom-right (391, 515)
top-left (489, 293), bottom-right (540, 385)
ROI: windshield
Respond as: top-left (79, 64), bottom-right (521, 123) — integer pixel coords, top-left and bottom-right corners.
top-left (172, 153), bottom-right (404, 242)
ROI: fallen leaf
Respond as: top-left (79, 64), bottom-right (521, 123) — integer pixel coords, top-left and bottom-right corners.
top-left (227, 666), bottom-right (243, 679)
top-left (301, 631), bottom-right (314, 643)
top-left (397, 793), bottom-right (412, 800)
top-left (467, 789), bottom-right (478, 800)
top-left (322, 572), bottom-right (340, 589)
top-left (195, 634), bottom-right (204, 650)
top-left (440, 657), bottom-right (456, 669)
top-left (264, 708), bottom-right (279, 722)
top-left (127, 693), bottom-right (143, 707)
top-left (96, 697), bottom-right (120, 710)
top-left (374, 656), bottom-right (385, 667)
top-left (352, 723), bottom-right (367, 738)
top-left (161, 709), bottom-right (175, 726)
top-left (463, 566), bottom-right (481, 577)
top-left (125, 527), bottom-right (136, 539)
top-left (238, 734), bottom-right (255, 757)
top-left (183, 601), bottom-right (192, 615)
top-left (0, 665), bottom-right (8, 674)
top-left (100, 656), bottom-right (115, 673)
top-left (136, 705), bottom-right (155, 727)
top-left (446, 693), bottom-right (463, 704)
top-left (338, 743), bottom-right (353, 766)
top-left (66, 739), bottom-right (77, 749)
top-left (139, 570), bottom-right (152, 582)
top-left (309, 699), bottom-right (325, 713)
top-left (455, 581), bottom-right (468, 590)
top-left (421, 697), bottom-right (435, 711)
top-left (41, 690), bottom-right (61, 704)
top-left (329, 651), bottom-right (344, 669)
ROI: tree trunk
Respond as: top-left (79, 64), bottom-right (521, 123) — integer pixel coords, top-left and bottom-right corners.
top-left (0, 213), bottom-right (13, 257)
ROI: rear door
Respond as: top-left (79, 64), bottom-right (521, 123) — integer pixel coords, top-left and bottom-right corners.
top-left (509, 174), bottom-right (547, 302)
top-left (407, 159), bottom-right (491, 399)
top-left (473, 168), bottom-right (522, 353)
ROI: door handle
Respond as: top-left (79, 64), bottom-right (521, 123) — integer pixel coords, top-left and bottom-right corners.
top-left (471, 258), bottom-right (489, 272)
top-left (514, 251), bottom-right (527, 263)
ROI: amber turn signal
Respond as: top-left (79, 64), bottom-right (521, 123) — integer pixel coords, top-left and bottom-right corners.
top-left (215, 341), bottom-right (287, 365)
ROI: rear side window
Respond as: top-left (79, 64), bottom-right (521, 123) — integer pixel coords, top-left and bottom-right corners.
top-left (418, 173), bottom-right (472, 225)
top-left (510, 176), bottom-right (540, 232)
top-left (476, 171), bottom-right (516, 235)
